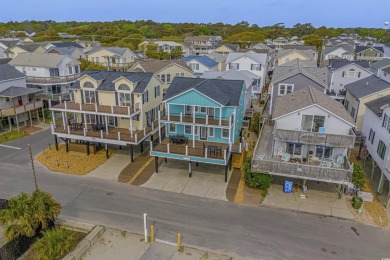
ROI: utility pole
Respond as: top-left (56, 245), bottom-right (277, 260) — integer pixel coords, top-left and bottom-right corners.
top-left (28, 144), bottom-right (39, 191)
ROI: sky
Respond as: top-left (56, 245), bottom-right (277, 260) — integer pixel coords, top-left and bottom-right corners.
top-left (1, 0), bottom-right (390, 28)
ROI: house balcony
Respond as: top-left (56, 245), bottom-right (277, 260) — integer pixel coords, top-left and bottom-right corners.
top-left (26, 74), bottom-right (80, 85)
top-left (252, 84), bottom-right (262, 93)
top-left (355, 56), bottom-right (384, 61)
top-left (159, 110), bottom-right (232, 127)
top-left (49, 101), bottom-right (141, 118)
top-left (150, 136), bottom-right (242, 165)
top-left (326, 89), bottom-right (346, 100)
top-left (0, 100), bottom-right (43, 117)
top-left (51, 120), bottom-right (159, 145)
top-left (93, 62), bottom-right (134, 69)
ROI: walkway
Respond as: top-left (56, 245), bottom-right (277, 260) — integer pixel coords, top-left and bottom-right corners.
top-left (87, 153), bottom-right (131, 182)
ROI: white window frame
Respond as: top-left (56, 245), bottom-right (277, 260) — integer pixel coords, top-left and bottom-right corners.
top-left (209, 127), bottom-right (214, 137)
top-left (251, 64), bottom-right (261, 71)
top-left (175, 72), bottom-right (184, 77)
top-left (222, 128), bottom-right (229, 139)
top-left (118, 92), bottom-right (131, 107)
top-left (229, 63), bottom-right (239, 70)
top-left (185, 125), bottom-right (192, 135)
top-left (169, 123), bottom-right (176, 133)
top-left (200, 107), bottom-right (207, 114)
top-left (278, 84), bottom-right (294, 96)
top-left (83, 90), bottom-right (96, 104)
top-left (68, 66), bottom-right (73, 74)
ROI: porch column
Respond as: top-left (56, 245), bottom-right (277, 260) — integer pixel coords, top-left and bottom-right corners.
top-left (8, 117), bottom-right (12, 131)
top-left (51, 111), bottom-right (55, 126)
top-left (378, 171), bottom-right (386, 195)
top-left (65, 139), bottom-right (69, 153)
top-left (139, 141), bottom-right (144, 153)
top-left (105, 116), bottom-right (108, 133)
top-left (224, 162), bottom-right (228, 182)
top-left (371, 160), bottom-right (376, 179)
top-left (83, 114), bottom-right (87, 129)
top-left (155, 156), bottom-right (159, 173)
top-left (130, 145), bottom-right (134, 162)
top-left (36, 107), bottom-right (40, 122)
top-left (54, 134), bottom-right (58, 151)
top-left (189, 161), bottom-right (192, 178)
top-left (105, 143), bottom-right (109, 159)
top-left (386, 183), bottom-right (390, 208)
top-left (192, 125), bottom-right (195, 148)
top-left (41, 107), bottom-right (45, 122)
top-left (130, 118), bottom-right (133, 136)
top-left (62, 112), bottom-right (66, 127)
top-left (29, 111), bottom-right (32, 126)
top-left (86, 141), bottom-right (90, 155)
top-left (23, 113), bottom-right (27, 126)
top-left (164, 158), bottom-right (167, 163)
top-left (15, 114), bottom-right (19, 131)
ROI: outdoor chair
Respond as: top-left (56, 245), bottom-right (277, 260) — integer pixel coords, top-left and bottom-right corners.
top-left (336, 154), bottom-right (344, 164)
top-left (281, 153), bottom-right (291, 162)
top-left (216, 146), bottom-right (222, 156)
top-left (277, 147), bottom-right (284, 157)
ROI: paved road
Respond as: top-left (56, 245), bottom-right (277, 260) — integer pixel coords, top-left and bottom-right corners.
top-left (1, 130), bottom-right (390, 260)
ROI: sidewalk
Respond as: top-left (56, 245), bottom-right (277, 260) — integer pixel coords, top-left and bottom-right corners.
top-left (87, 154), bottom-right (132, 182)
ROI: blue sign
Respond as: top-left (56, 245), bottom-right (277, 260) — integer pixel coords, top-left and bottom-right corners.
top-left (284, 180), bottom-right (293, 193)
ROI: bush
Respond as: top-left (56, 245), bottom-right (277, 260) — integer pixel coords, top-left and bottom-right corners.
top-left (352, 163), bottom-right (365, 189)
top-left (250, 113), bottom-right (260, 135)
top-left (242, 158), bottom-right (272, 190)
top-left (259, 99), bottom-right (265, 105)
top-left (352, 196), bottom-right (363, 209)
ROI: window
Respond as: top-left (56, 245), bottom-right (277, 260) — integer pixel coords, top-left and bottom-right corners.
top-left (142, 90), bottom-right (148, 104)
top-left (84, 90), bottom-right (96, 104)
top-left (96, 57), bottom-right (99, 62)
top-left (175, 72), bottom-right (184, 77)
top-left (346, 69), bottom-right (360, 78)
top-left (189, 63), bottom-right (199, 70)
top-left (68, 66), bottom-right (73, 74)
top-left (209, 127), bottom-right (214, 137)
top-left (194, 126), bottom-right (199, 136)
top-left (351, 107), bottom-right (355, 118)
top-left (200, 107), bottom-right (207, 113)
top-left (368, 129), bottom-right (375, 144)
top-left (154, 85), bottom-right (160, 98)
top-left (222, 129), bottom-right (229, 138)
top-left (119, 92), bottom-right (131, 106)
top-left (344, 100), bottom-right (349, 110)
top-left (166, 74), bottom-right (171, 83)
top-left (382, 114), bottom-right (390, 131)
top-left (49, 68), bottom-right (59, 77)
top-left (83, 81), bottom-right (94, 88)
top-left (108, 116), bottom-right (116, 127)
top-left (185, 105), bottom-right (192, 115)
top-left (185, 125), bottom-right (192, 135)
top-left (301, 115), bottom-right (325, 132)
top-left (316, 146), bottom-right (333, 159)
top-left (377, 140), bottom-right (387, 159)
top-left (118, 84), bottom-right (130, 91)
top-left (229, 63), bottom-right (239, 70)
top-left (169, 123), bottom-right (176, 133)
top-left (74, 66), bottom-right (79, 74)
top-left (251, 64), bottom-right (261, 71)
top-left (278, 84), bottom-right (294, 96)
top-left (194, 106), bottom-right (199, 113)
top-left (160, 74), bottom-right (165, 82)
top-left (286, 143), bottom-right (302, 156)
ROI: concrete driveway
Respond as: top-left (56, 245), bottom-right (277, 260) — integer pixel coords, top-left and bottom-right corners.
top-left (141, 159), bottom-right (231, 201)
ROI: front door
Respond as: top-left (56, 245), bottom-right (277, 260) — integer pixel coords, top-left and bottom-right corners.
top-left (17, 96), bottom-right (23, 105)
top-left (200, 126), bottom-right (207, 140)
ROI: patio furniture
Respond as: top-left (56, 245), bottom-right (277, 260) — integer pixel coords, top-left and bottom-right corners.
top-left (336, 154), bottom-right (344, 164)
top-left (207, 145), bottom-right (218, 156)
top-left (257, 154), bottom-right (265, 160)
top-left (320, 160), bottom-right (332, 168)
top-left (332, 162), bottom-right (342, 169)
top-left (281, 153), bottom-right (291, 162)
top-left (277, 147), bottom-right (284, 157)
top-left (170, 135), bottom-right (188, 144)
top-left (216, 146), bottom-right (222, 156)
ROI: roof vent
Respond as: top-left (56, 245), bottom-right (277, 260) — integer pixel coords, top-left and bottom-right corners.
top-left (366, 82), bottom-right (369, 86)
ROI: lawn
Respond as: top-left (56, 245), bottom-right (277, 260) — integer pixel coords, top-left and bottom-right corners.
top-left (0, 130), bottom-right (29, 144)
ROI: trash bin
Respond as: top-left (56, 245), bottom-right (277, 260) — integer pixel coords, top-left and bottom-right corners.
top-left (352, 196), bottom-right (363, 209)
top-left (284, 180), bottom-right (293, 193)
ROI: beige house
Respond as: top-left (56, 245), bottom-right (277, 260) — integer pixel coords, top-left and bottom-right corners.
top-left (276, 49), bottom-right (318, 66)
top-left (130, 59), bottom-right (193, 92)
top-left (214, 44), bottom-right (239, 56)
top-left (49, 70), bottom-right (164, 159)
top-left (88, 47), bottom-right (138, 70)
top-left (4, 44), bottom-right (46, 59)
top-left (344, 76), bottom-right (390, 131)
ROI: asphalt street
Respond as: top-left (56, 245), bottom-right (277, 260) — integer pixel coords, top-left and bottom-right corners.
top-left (0, 129), bottom-right (389, 260)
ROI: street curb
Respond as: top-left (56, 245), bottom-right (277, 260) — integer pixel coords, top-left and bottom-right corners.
top-left (63, 225), bottom-right (105, 260)
top-left (56, 218), bottom-right (95, 232)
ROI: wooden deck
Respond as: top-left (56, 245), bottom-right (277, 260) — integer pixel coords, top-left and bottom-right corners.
top-left (161, 114), bottom-right (230, 126)
top-left (51, 101), bottom-right (140, 116)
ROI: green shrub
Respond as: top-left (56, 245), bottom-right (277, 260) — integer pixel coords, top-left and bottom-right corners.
top-left (242, 158), bottom-right (272, 190)
top-left (352, 163), bottom-right (366, 189)
top-left (259, 99), bottom-right (265, 105)
top-left (352, 196), bottom-right (363, 209)
top-left (250, 113), bottom-right (260, 135)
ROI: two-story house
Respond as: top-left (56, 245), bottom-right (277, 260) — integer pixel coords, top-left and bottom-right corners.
top-left (0, 64), bottom-right (43, 131)
top-left (327, 60), bottom-right (372, 100)
top-left (75, 39), bottom-right (101, 53)
top-left (139, 40), bottom-right (189, 57)
top-left (184, 35), bottom-right (222, 55)
top-left (182, 55), bottom-right (218, 76)
top-left (213, 44), bottom-right (239, 56)
top-left (370, 58), bottom-right (390, 76)
top-left (88, 47), bottom-right (138, 70)
top-left (361, 95), bottom-right (390, 208)
top-left (9, 53), bottom-right (81, 101)
top-left (150, 77), bottom-right (245, 182)
top-left (47, 46), bottom-right (86, 60)
top-left (252, 86), bottom-right (355, 187)
top-left (0, 39), bottom-right (23, 58)
top-left (344, 76), bottom-right (390, 131)
top-left (226, 50), bottom-right (268, 94)
top-left (130, 59), bottom-right (193, 93)
top-left (272, 37), bottom-right (289, 49)
top-left (276, 49), bottom-right (318, 66)
top-left (377, 67), bottom-right (390, 83)
top-left (4, 44), bottom-right (46, 59)
top-left (269, 60), bottom-right (328, 114)
top-left (355, 46), bottom-right (385, 62)
top-left (49, 70), bottom-right (163, 160)
top-left (322, 44), bottom-right (355, 62)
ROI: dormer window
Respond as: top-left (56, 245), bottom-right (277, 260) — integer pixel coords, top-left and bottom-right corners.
top-left (118, 84), bottom-right (130, 91)
top-left (83, 81), bottom-right (94, 88)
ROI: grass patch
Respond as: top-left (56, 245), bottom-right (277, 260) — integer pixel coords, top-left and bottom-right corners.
top-left (0, 130), bottom-right (28, 144)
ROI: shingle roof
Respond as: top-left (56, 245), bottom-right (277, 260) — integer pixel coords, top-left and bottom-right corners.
top-left (47, 46), bottom-right (80, 56)
top-left (216, 43), bottom-right (239, 52)
top-left (0, 86), bottom-right (41, 97)
top-left (163, 77), bottom-right (244, 107)
top-left (9, 53), bottom-right (79, 68)
top-left (276, 49), bottom-right (316, 60)
top-left (202, 70), bottom-right (258, 88)
top-left (252, 43), bottom-right (273, 51)
top-left (383, 67), bottom-right (390, 74)
top-left (51, 42), bottom-right (83, 48)
top-left (206, 53), bottom-right (227, 63)
top-left (355, 46), bottom-right (384, 54)
top-left (323, 44), bottom-right (354, 56)
top-left (0, 64), bottom-right (25, 82)
top-left (182, 55), bottom-right (218, 68)
top-left (0, 40), bottom-right (20, 48)
top-left (226, 51), bottom-right (267, 65)
top-left (73, 70), bottom-right (154, 93)
top-left (271, 61), bottom-right (328, 87)
top-left (273, 86), bottom-right (354, 125)
top-left (282, 45), bottom-right (317, 51)
top-left (0, 58), bottom-right (12, 64)
top-left (236, 48), bottom-right (269, 54)
top-left (89, 46), bottom-right (129, 56)
top-left (280, 59), bottom-right (317, 68)
top-left (131, 59), bottom-right (192, 73)
top-left (370, 58), bottom-right (390, 70)
top-left (365, 94), bottom-right (390, 117)
top-left (328, 60), bottom-right (369, 70)
top-left (345, 76), bottom-right (390, 99)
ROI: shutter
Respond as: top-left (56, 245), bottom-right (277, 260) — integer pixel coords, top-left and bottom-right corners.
top-left (131, 93), bottom-right (134, 107)
top-left (342, 71), bottom-right (345, 77)
top-left (80, 90), bottom-right (84, 104)
top-left (372, 132), bottom-right (375, 143)
top-left (382, 114), bottom-right (386, 127)
top-left (146, 90), bottom-right (149, 102)
top-left (259, 64), bottom-right (262, 70)
top-left (95, 91), bottom-right (99, 104)
top-left (358, 72), bottom-right (361, 78)
top-left (237, 64), bottom-right (240, 70)
top-left (115, 91), bottom-right (119, 106)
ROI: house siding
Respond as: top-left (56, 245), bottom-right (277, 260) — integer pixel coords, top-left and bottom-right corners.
top-left (329, 64), bottom-right (372, 94)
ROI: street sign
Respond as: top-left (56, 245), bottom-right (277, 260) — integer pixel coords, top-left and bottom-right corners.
top-left (358, 191), bottom-right (373, 202)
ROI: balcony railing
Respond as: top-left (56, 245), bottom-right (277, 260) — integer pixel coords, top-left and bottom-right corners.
top-left (252, 157), bottom-right (353, 184)
top-left (93, 62), bottom-right (134, 69)
top-left (159, 110), bottom-right (231, 127)
top-left (273, 128), bottom-right (356, 149)
top-left (50, 101), bottom-right (141, 117)
top-left (52, 120), bottom-right (159, 144)
top-left (0, 100), bottom-right (43, 117)
top-left (26, 74), bottom-right (80, 84)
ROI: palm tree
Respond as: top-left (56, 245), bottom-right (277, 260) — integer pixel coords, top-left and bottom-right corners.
top-left (32, 227), bottom-right (75, 260)
top-left (0, 190), bottom-right (61, 241)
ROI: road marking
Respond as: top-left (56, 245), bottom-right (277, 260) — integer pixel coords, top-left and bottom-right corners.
top-left (0, 144), bottom-right (22, 150)
top-left (128, 157), bottom-right (154, 184)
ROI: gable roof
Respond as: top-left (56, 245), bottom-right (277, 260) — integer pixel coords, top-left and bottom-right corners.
top-left (0, 40), bottom-right (21, 48)
top-left (323, 44), bottom-right (354, 56)
top-left (355, 46), bottom-right (384, 54)
top-left (365, 94), bottom-right (390, 117)
top-left (8, 53), bottom-right (79, 68)
top-left (47, 46), bottom-right (81, 56)
top-left (273, 86), bottom-right (354, 125)
top-left (226, 51), bottom-right (267, 65)
top-left (163, 77), bottom-right (244, 107)
top-left (280, 58), bottom-right (317, 68)
top-left (282, 45), bottom-right (317, 51)
top-left (6, 43), bottom-right (43, 53)
top-left (131, 59), bottom-right (192, 73)
top-left (328, 60), bottom-right (370, 70)
top-left (89, 46), bottom-right (130, 56)
top-left (73, 70), bottom-right (154, 93)
top-left (202, 70), bottom-right (257, 88)
top-left (276, 49), bottom-right (316, 60)
top-left (370, 58), bottom-right (390, 70)
top-left (345, 75), bottom-right (390, 99)
top-left (0, 64), bottom-right (25, 82)
top-left (271, 61), bottom-right (328, 87)
top-left (51, 42), bottom-right (83, 48)
top-left (182, 55), bottom-right (218, 68)
top-left (251, 43), bottom-right (274, 51)
top-left (0, 86), bottom-right (41, 97)
top-left (215, 43), bottom-right (239, 52)
top-left (206, 53), bottom-right (227, 63)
